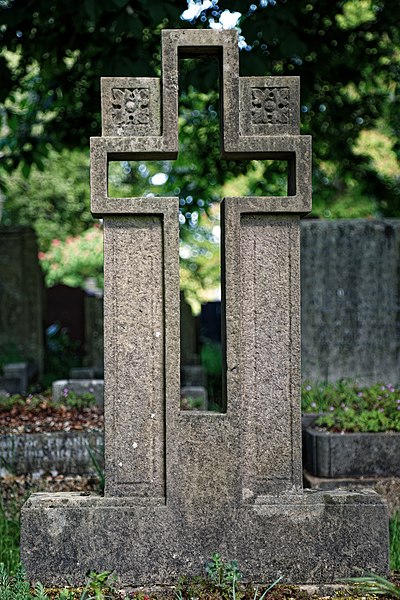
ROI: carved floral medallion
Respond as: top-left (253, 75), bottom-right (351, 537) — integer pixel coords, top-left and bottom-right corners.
top-left (111, 88), bottom-right (150, 133)
top-left (251, 87), bottom-right (289, 125)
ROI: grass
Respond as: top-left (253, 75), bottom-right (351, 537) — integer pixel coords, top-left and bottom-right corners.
top-left (341, 573), bottom-right (400, 599)
top-left (0, 499), bottom-right (20, 575)
top-left (391, 513), bottom-right (400, 572)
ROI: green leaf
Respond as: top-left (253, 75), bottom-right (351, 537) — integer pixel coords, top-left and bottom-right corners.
top-left (21, 162), bottom-right (31, 179)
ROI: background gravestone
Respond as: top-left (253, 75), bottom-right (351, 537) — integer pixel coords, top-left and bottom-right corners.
top-left (0, 227), bottom-right (44, 384)
top-left (301, 218), bottom-right (400, 384)
top-left (21, 29), bottom-right (389, 587)
top-left (84, 293), bottom-right (104, 375)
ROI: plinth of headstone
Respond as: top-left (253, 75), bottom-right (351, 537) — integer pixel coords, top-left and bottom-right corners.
top-left (21, 29), bottom-right (389, 587)
top-left (52, 379), bottom-right (104, 406)
top-left (0, 361), bottom-right (37, 394)
top-left (69, 367), bottom-right (96, 380)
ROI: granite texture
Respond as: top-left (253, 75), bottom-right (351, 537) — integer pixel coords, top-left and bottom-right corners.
top-left (222, 204), bottom-right (303, 495)
top-left (305, 428), bottom-right (400, 478)
top-left (161, 29), bottom-right (239, 156)
top-left (301, 219), bottom-right (400, 384)
top-left (21, 489), bottom-right (389, 586)
top-left (239, 76), bottom-right (300, 136)
top-left (101, 77), bottom-right (161, 137)
top-left (0, 431), bottom-right (103, 476)
top-left (304, 472), bottom-right (400, 516)
top-left (103, 204), bottom-right (179, 499)
top-left (21, 28), bottom-right (389, 586)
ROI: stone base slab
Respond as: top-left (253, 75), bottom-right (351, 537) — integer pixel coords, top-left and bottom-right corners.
top-left (21, 489), bottom-right (389, 587)
top-left (303, 470), bottom-right (400, 516)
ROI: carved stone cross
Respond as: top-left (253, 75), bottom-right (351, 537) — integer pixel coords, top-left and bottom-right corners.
top-left (21, 29), bottom-right (389, 587)
top-left (91, 29), bottom-right (311, 500)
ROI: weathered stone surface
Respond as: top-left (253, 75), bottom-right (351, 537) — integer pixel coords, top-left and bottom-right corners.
top-left (0, 227), bottom-right (44, 376)
top-left (304, 472), bottom-right (400, 516)
top-left (223, 204), bottom-right (303, 495)
top-left (161, 29), bottom-right (239, 156)
top-left (103, 204), bottom-right (179, 498)
top-left (0, 431), bottom-right (103, 476)
top-left (240, 76), bottom-right (300, 136)
top-left (21, 28), bottom-right (389, 586)
top-left (301, 219), bottom-right (400, 384)
top-left (304, 428), bottom-right (400, 478)
top-left (52, 379), bottom-right (104, 405)
top-left (21, 489), bottom-right (389, 586)
top-left (101, 77), bottom-right (161, 137)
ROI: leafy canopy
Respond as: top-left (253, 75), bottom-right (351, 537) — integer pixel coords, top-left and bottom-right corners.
top-left (1, 0), bottom-right (400, 303)
top-left (0, 0), bottom-right (399, 208)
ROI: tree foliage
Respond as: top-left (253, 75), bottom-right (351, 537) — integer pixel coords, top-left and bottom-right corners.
top-left (39, 224), bottom-right (103, 290)
top-left (2, 148), bottom-right (92, 251)
top-left (0, 0), bottom-right (400, 303)
top-left (0, 0), bottom-right (399, 204)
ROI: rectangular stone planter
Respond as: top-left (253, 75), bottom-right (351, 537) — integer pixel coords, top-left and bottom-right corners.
top-left (304, 427), bottom-right (400, 478)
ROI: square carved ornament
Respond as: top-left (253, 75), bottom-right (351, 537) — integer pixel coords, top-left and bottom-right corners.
top-left (111, 88), bottom-right (150, 133)
top-left (251, 87), bottom-right (290, 125)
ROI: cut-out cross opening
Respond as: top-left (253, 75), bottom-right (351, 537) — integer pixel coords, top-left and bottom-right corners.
top-left (104, 56), bottom-right (296, 415)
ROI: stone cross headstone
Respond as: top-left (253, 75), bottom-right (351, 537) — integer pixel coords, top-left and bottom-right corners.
top-left (21, 29), bottom-right (389, 587)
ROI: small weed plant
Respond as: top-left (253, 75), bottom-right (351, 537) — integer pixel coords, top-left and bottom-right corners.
top-left (177, 553), bottom-right (283, 600)
top-left (80, 570), bottom-right (116, 599)
top-left (205, 552), bottom-right (242, 595)
top-left (302, 380), bottom-right (400, 432)
top-left (61, 390), bottom-right (96, 410)
top-left (0, 565), bottom-right (116, 600)
top-left (342, 573), bottom-right (400, 599)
